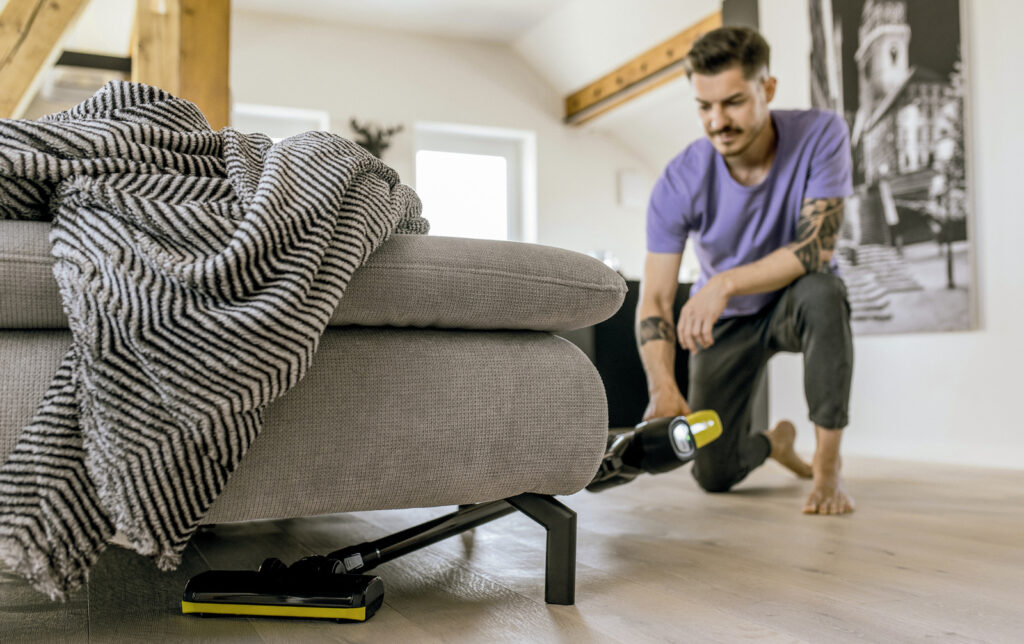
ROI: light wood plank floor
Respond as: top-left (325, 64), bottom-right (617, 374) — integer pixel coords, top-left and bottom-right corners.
top-left (2, 456), bottom-right (1023, 643)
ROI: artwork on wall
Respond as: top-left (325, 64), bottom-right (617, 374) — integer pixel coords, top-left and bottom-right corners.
top-left (808, 0), bottom-right (973, 334)
top-left (350, 118), bottom-right (404, 159)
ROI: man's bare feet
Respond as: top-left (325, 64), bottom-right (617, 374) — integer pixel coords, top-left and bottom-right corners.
top-left (764, 420), bottom-right (813, 478)
top-left (803, 426), bottom-right (855, 515)
top-left (803, 473), bottom-right (855, 515)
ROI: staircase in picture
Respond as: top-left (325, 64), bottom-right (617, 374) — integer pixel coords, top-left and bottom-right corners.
top-left (836, 243), bottom-right (923, 322)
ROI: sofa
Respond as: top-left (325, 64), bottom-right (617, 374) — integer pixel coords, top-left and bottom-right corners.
top-left (0, 221), bottom-right (627, 602)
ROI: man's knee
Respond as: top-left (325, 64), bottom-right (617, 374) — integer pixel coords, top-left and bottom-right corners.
top-left (790, 273), bottom-right (847, 312)
top-left (691, 465), bottom-right (739, 493)
top-left (789, 273), bottom-right (850, 332)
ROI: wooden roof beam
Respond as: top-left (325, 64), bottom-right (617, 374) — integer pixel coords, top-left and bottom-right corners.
top-left (564, 11), bottom-right (722, 126)
top-left (132, 0), bottom-right (230, 129)
top-left (0, 0), bottom-right (90, 119)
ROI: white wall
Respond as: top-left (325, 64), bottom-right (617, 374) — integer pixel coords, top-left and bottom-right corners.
top-left (512, 0), bottom-right (721, 279)
top-left (513, 0), bottom-right (720, 95)
top-left (61, 0), bottom-right (134, 56)
top-left (513, 0), bottom-right (719, 171)
top-left (231, 10), bottom-right (652, 277)
top-left (761, 0), bottom-right (1024, 469)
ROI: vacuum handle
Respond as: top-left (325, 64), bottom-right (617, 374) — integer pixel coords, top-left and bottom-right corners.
top-left (327, 501), bottom-right (516, 572)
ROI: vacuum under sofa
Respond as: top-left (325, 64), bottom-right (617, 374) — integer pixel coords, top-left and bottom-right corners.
top-left (181, 411), bottom-right (722, 622)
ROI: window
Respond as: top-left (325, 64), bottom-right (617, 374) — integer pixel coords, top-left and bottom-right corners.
top-left (416, 150), bottom-right (508, 240)
top-left (232, 104), bottom-right (329, 142)
top-left (414, 124), bottom-right (536, 242)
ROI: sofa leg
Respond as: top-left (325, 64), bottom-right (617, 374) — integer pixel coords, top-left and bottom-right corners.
top-left (506, 493), bottom-right (576, 605)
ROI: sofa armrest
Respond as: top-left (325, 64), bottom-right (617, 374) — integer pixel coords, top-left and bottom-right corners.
top-left (332, 235), bottom-right (627, 332)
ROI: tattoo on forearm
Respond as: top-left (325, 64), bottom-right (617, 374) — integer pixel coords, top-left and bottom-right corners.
top-left (639, 316), bottom-right (674, 346)
top-left (787, 197), bottom-right (844, 273)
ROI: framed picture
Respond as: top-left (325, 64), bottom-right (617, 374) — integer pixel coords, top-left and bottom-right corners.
top-left (809, 0), bottom-right (974, 334)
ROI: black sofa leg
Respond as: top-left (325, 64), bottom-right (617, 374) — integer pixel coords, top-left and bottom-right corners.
top-left (506, 493), bottom-right (577, 605)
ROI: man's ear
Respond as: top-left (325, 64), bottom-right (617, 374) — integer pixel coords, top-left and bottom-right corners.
top-left (763, 75), bottom-right (778, 103)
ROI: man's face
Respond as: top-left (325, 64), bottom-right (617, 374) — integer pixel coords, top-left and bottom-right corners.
top-left (691, 65), bottom-right (776, 158)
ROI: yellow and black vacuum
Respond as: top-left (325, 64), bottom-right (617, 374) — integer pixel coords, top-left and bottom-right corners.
top-left (587, 409), bottom-right (722, 491)
top-left (181, 411), bottom-right (722, 622)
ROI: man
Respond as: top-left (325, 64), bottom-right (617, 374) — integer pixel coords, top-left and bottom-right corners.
top-left (638, 26), bottom-right (855, 514)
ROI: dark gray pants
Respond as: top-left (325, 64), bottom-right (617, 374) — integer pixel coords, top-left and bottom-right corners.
top-left (688, 273), bottom-right (853, 493)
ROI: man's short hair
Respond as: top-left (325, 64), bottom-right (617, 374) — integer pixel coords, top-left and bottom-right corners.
top-left (684, 26), bottom-right (770, 79)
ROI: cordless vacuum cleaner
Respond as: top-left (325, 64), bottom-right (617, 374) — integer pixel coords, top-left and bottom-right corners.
top-left (586, 409), bottom-right (722, 492)
top-left (181, 410), bottom-right (722, 622)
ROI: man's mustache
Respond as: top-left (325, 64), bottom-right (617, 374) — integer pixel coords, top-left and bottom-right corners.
top-left (711, 127), bottom-right (742, 136)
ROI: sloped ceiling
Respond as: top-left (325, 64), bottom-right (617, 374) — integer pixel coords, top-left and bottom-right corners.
top-left (512, 0), bottom-right (721, 173)
top-left (234, 0), bottom-right (571, 44)
top-left (44, 0), bottom-right (717, 171)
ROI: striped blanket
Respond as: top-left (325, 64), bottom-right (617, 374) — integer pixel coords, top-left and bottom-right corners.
top-left (0, 82), bottom-right (427, 600)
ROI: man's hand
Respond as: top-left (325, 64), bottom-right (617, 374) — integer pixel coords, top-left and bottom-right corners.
top-left (676, 276), bottom-right (730, 353)
top-left (642, 386), bottom-right (692, 422)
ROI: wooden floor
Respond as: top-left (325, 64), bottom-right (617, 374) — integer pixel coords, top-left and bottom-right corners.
top-left (3, 457), bottom-right (1023, 643)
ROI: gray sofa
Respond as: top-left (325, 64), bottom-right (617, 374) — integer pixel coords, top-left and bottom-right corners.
top-left (0, 220), bottom-right (626, 601)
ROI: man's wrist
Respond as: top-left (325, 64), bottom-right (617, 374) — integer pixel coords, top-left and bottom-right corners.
top-left (647, 382), bottom-right (679, 397)
top-left (710, 272), bottom-right (738, 298)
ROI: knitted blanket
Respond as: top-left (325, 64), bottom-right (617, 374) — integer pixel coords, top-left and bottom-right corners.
top-left (0, 82), bottom-right (428, 600)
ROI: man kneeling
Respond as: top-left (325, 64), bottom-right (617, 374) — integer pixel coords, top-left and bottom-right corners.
top-left (637, 26), bottom-right (855, 514)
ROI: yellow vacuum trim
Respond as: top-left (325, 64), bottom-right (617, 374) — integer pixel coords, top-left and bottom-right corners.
top-left (685, 409), bottom-right (723, 448)
top-left (181, 600), bottom-right (368, 621)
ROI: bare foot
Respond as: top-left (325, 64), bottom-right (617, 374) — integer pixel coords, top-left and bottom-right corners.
top-left (803, 472), bottom-right (855, 515)
top-left (803, 425), bottom-right (854, 515)
top-left (764, 420), bottom-right (813, 479)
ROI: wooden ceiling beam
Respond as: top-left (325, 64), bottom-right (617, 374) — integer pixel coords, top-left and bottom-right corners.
top-left (0, 0), bottom-right (90, 119)
top-left (132, 0), bottom-right (230, 129)
top-left (564, 11), bottom-right (722, 126)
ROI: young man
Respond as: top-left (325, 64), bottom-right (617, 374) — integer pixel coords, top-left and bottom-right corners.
top-left (638, 26), bottom-right (855, 514)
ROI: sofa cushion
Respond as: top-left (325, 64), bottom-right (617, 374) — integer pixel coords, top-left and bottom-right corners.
top-left (0, 328), bottom-right (608, 520)
top-left (0, 221), bottom-right (626, 332)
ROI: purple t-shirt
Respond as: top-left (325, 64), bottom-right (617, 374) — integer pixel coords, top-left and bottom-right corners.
top-left (647, 109), bottom-right (853, 318)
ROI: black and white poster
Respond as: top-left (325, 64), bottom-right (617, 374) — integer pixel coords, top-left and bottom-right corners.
top-left (809, 0), bottom-right (973, 334)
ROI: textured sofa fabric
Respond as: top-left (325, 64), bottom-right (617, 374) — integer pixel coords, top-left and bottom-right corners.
top-left (0, 221), bottom-right (626, 332)
top-left (209, 328), bottom-right (607, 522)
top-left (0, 328), bottom-right (608, 524)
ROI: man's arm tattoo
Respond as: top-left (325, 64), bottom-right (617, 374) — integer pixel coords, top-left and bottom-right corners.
top-left (787, 197), bottom-right (844, 273)
top-left (639, 316), bottom-right (675, 346)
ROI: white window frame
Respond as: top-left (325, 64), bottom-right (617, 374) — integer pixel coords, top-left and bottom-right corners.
top-left (232, 103), bottom-right (330, 142)
top-left (414, 122), bottom-right (537, 243)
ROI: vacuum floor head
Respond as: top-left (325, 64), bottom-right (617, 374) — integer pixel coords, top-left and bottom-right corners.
top-left (182, 556), bottom-right (384, 622)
